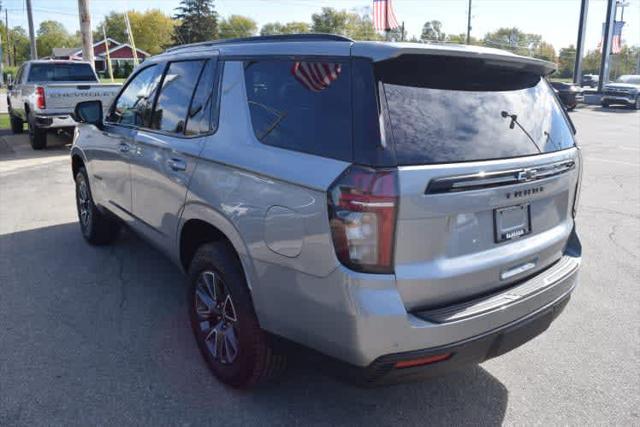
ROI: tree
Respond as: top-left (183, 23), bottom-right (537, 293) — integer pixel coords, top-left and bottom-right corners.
top-left (261, 21), bottom-right (310, 36)
top-left (311, 7), bottom-right (350, 35)
top-left (421, 20), bottom-right (446, 42)
top-left (582, 49), bottom-right (602, 75)
top-left (311, 7), bottom-right (381, 41)
top-left (9, 27), bottom-right (31, 64)
top-left (95, 10), bottom-right (175, 55)
top-left (533, 41), bottom-right (556, 62)
top-left (447, 33), bottom-right (479, 45)
top-left (172, 0), bottom-right (218, 45)
top-left (36, 20), bottom-right (76, 57)
top-left (219, 15), bottom-right (257, 39)
top-left (557, 45), bottom-right (576, 78)
top-left (483, 27), bottom-right (548, 57)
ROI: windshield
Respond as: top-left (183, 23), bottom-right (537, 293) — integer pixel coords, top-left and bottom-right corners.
top-left (28, 63), bottom-right (97, 82)
top-left (616, 75), bottom-right (640, 84)
top-left (377, 55), bottom-right (575, 165)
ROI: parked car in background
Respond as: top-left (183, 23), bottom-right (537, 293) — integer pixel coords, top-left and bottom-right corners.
top-left (71, 35), bottom-right (582, 388)
top-left (550, 81), bottom-right (583, 111)
top-left (7, 60), bottom-right (121, 149)
top-left (601, 75), bottom-right (640, 109)
top-left (581, 74), bottom-right (599, 88)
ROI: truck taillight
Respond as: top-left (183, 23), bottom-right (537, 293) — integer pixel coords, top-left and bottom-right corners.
top-left (328, 166), bottom-right (398, 274)
top-left (36, 86), bottom-right (45, 109)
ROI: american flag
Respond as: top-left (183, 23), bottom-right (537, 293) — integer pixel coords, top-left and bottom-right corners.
top-left (598, 21), bottom-right (625, 54)
top-left (291, 62), bottom-right (342, 92)
top-left (373, 0), bottom-right (400, 32)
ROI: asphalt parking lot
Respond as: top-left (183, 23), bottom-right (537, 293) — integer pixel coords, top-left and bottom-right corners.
top-left (1, 105), bottom-right (639, 425)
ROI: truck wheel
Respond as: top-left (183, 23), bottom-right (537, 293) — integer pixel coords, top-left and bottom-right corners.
top-left (28, 115), bottom-right (47, 150)
top-left (75, 166), bottom-right (120, 245)
top-left (9, 113), bottom-right (24, 134)
top-left (601, 101), bottom-right (609, 108)
top-left (188, 242), bottom-right (287, 388)
top-left (635, 97), bottom-right (640, 110)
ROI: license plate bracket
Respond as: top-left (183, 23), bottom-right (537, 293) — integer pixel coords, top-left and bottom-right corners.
top-left (494, 204), bottom-right (531, 243)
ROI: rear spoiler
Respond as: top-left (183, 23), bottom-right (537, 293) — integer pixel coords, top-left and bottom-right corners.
top-left (352, 42), bottom-right (556, 76)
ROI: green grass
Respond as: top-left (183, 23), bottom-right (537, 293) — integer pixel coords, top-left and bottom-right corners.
top-left (100, 77), bottom-right (126, 83)
top-left (0, 113), bottom-right (10, 130)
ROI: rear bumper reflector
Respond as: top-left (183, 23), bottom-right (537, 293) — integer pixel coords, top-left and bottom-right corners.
top-left (394, 353), bottom-right (452, 369)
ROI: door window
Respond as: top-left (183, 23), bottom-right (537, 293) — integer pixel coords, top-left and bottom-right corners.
top-left (185, 59), bottom-right (218, 135)
top-left (151, 60), bottom-right (205, 134)
top-left (107, 64), bottom-right (163, 127)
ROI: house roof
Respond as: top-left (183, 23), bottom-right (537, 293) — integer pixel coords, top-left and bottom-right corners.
top-left (105, 43), bottom-right (150, 57)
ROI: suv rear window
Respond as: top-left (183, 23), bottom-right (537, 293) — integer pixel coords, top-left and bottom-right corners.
top-left (377, 55), bottom-right (575, 165)
top-left (243, 59), bottom-right (352, 161)
top-left (28, 63), bottom-right (97, 82)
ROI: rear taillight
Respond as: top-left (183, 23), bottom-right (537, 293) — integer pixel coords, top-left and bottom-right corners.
top-left (36, 86), bottom-right (46, 109)
top-left (572, 148), bottom-right (583, 218)
top-left (328, 166), bottom-right (398, 274)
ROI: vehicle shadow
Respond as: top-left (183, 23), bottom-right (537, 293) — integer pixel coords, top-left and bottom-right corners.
top-left (595, 105), bottom-right (638, 114)
top-left (0, 222), bottom-right (508, 425)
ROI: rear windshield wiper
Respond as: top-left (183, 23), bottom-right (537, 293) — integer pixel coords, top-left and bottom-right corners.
top-left (501, 110), bottom-right (542, 153)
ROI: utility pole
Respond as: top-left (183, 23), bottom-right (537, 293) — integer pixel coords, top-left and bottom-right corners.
top-left (26, 0), bottom-right (37, 59)
top-left (466, 0), bottom-right (472, 44)
top-left (597, 0), bottom-right (617, 92)
top-left (573, 0), bottom-right (589, 84)
top-left (5, 9), bottom-right (10, 66)
top-left (78, 0), bottom-right (94, 70)
top-left (0, 1), bottom-right (4, 86)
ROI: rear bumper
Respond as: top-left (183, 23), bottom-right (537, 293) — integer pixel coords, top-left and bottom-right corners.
top-left (359, 291), bottom-right (571, 384)
top-left (259, 229), bottom-right (581, 369)
top-left (34, 113), bottom-right (76, 129)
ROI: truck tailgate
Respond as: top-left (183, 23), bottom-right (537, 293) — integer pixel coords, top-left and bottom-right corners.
top-left (44, 83), bottom-right (121, 113)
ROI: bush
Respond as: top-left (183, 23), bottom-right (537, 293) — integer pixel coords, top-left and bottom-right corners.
top-left (3, 65), bottom-right (19, 84)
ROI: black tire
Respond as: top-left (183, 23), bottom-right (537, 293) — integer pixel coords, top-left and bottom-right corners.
top-left (27, 114), bottom-right (47, 150)
top-left (9, 113), bottom-right (24, 134)
top-left (601, 101), bottom-right (609, 108)
top-left (75, 166), bottom-right (120, 245)
top-left (188, 242), bottom-right (287, 388)
top-left (634, 97), bottom-right (640, 110)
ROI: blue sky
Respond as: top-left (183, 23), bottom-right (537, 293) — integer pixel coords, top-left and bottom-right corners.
top-left (4, 0), bottom-right (639, 52)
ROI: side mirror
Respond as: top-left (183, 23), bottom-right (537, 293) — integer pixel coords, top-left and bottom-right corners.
top-left (74, 100), bottom-right (103, 129)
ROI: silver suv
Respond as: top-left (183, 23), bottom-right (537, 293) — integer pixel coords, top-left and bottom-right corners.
top-left (71, 35), bottom-right (582, 388)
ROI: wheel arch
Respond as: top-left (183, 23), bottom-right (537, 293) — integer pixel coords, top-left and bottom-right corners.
top-left (71, 148), bottom-right (87, 180)
top-left (178, 203), bottom-right (255, 290)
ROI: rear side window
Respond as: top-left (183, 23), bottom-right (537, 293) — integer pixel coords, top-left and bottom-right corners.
top-left (378, 55), bottom-right (575, 165)
top-left (108, 64), bottom-right (163, 127)
top-left (151, 60), bottom-right (205, 133)
top-left (186, 59), bottom-right (218, 135)
top-left (243, 59), bottom-right (352, 161)
top-left (28, 63), bottom-right (97, 82)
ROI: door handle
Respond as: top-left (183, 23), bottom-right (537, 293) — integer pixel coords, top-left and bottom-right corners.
top-left (167, 158), bottom-right (187, 171)
top-left (119, 143), bottom-right (130, 153)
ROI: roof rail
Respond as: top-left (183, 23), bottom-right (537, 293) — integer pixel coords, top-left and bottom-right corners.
top-left (164, 33), bottom-right (353, 53)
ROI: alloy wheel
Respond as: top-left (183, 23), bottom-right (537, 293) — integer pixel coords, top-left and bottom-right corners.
top-left (77, 176), bottom-right (92, 228)
top-left (194, 270), bottom-right (239, 365)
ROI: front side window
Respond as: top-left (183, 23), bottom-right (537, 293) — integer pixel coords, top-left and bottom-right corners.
top-left (243, 59), bottom-right (352, 161)
top-left (151, 60), bottom-right (205, 133)
top-left (107, 65), bottom-right (163, 127)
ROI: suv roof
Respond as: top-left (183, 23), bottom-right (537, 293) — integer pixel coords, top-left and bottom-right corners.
top-left (157, 33), bottom-right (556, 76)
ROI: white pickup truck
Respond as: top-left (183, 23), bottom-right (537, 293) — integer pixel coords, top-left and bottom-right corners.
top-left (7, 60), bottom-right (121, 149)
